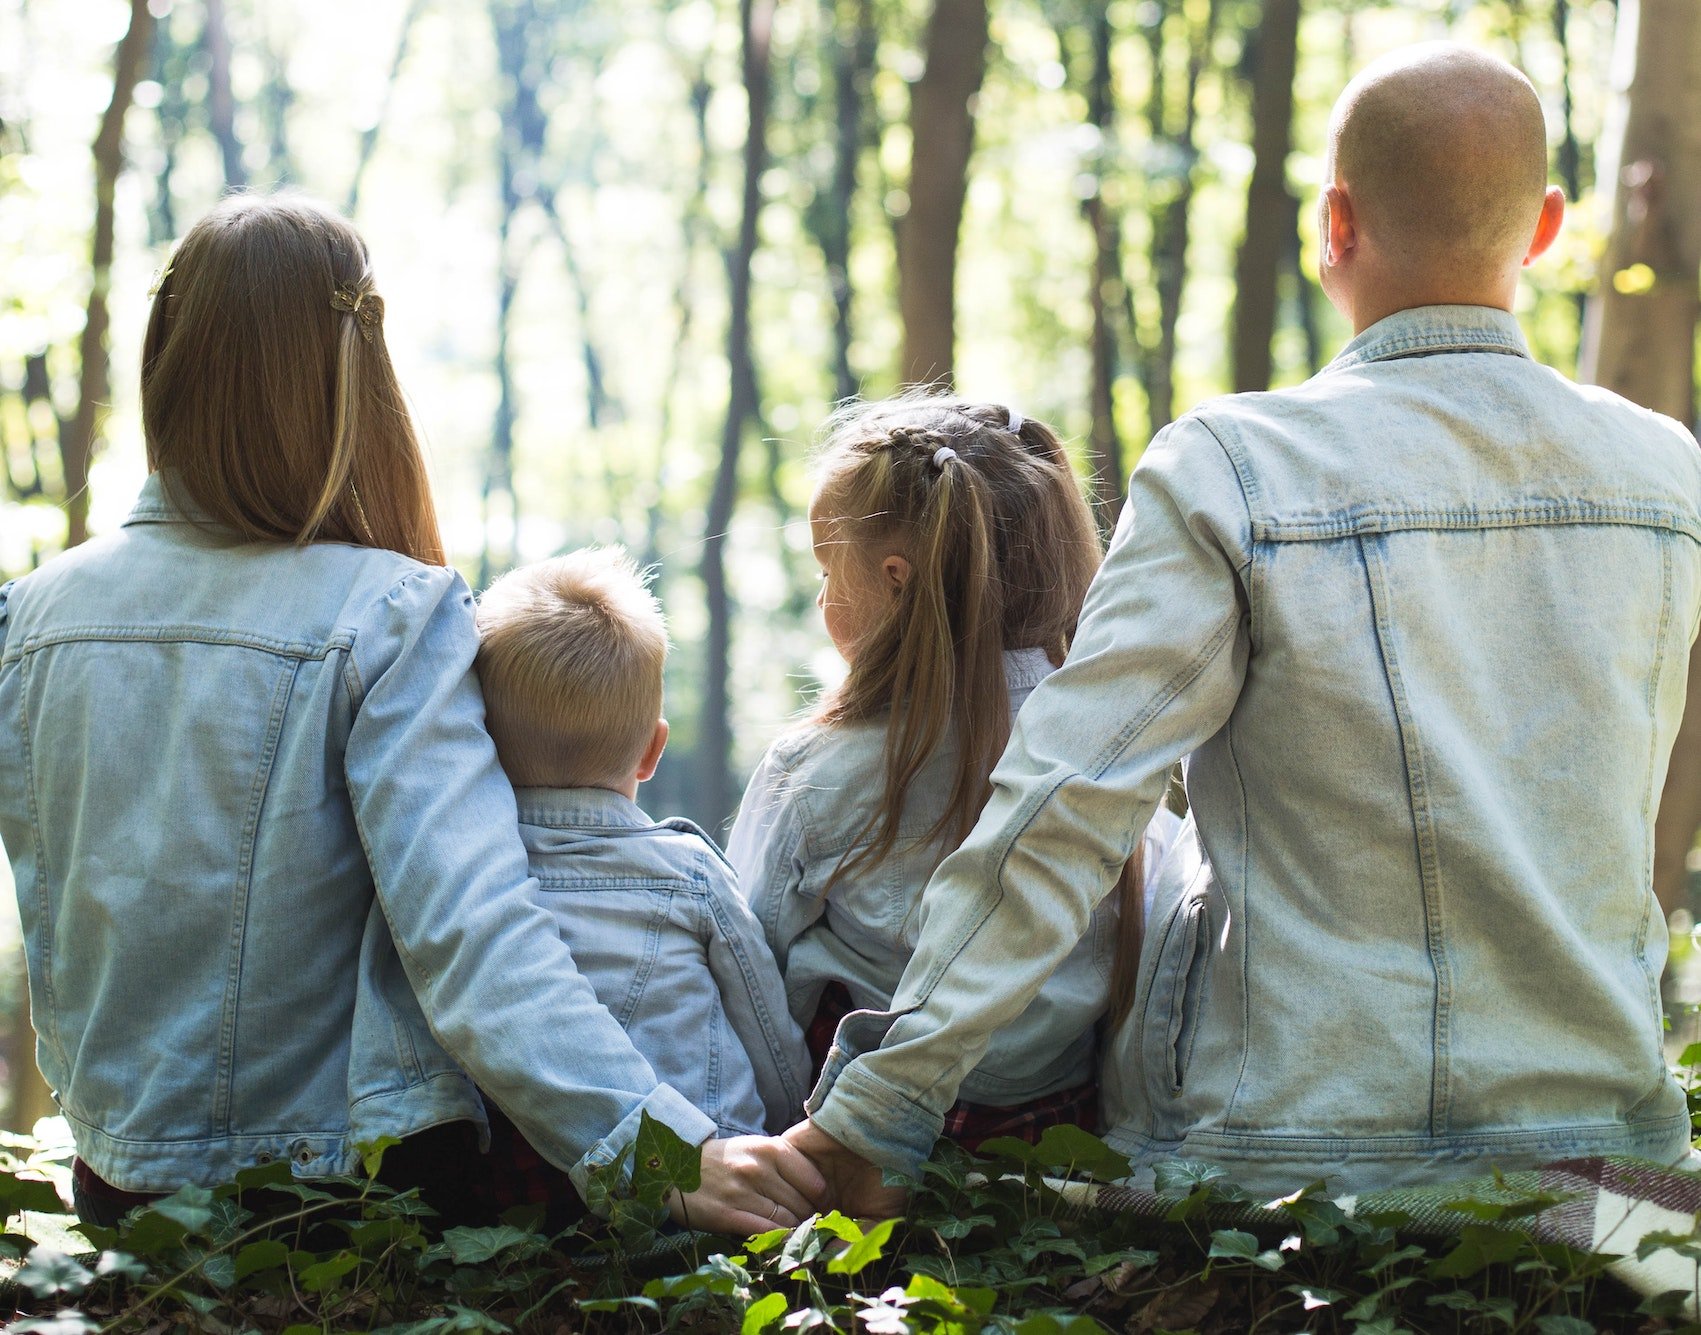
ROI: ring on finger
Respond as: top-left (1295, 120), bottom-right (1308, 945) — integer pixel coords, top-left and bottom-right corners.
top-left (767, 1200), bottom-right (781, 1222)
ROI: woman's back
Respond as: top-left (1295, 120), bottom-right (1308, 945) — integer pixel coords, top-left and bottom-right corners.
top-left (0, 473), bottom-right (504, 1186)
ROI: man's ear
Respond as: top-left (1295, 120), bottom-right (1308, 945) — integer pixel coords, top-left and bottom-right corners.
top-left (882, 555), bottom-right (912, 592)
top-left (1322, 183), bottom-right (1356, 267)
top-left (636, 718), bottom-right (669, 783)
top-left (1523, 186), bottom-right (1566, 266)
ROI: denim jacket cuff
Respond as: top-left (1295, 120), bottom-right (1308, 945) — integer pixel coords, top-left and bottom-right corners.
top-left (807, 1057), bottom-right (943, 1178)
top-left (567, 1086), bottom-right (718, 1213)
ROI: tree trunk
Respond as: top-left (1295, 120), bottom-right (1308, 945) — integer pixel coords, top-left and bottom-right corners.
top-left (63, 0), bottom-right (154, 550)
top-left (699, 0), bottom-right (774, 832)
top-left (1075, 2), bottom-right (1125, 531)
top-left (822, 0), bottom-right (876, 403)
top-left (203, 0), bottom-right (246, 188)
top-left (1138, 0), bottom-right (1219, 437)
top-left (896, 0), bottom-right (987, 387)
top-left (1577, 0), bottom-right (1701, 919)
top-left (1230, 0), bottom-right (1300, 393)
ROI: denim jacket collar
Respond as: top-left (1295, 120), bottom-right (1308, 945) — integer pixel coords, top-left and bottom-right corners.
top-left (514, 786), bottom-right (649, 831)
top-left (1324, 304), bottom-right (1530, 375)
top-left (123, 471), bottom-right (214, 527)
top-left (1004, 646), bottom-right (1055, 695)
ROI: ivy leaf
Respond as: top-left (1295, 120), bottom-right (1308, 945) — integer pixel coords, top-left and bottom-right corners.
top-left (741, 1290), bottom-right (789, 1335)
top-left (577, 1296), bottom-right (662, 1315)
top-left (0, 1169), bottom-right (66, 1218)
top-left (974, 1136), bottom-right (1037, 1167)
top-left (812, 1210), bottom-right (864, 1244)
top-left (150, 1183), bottom-right (216, 1236)
top-left (1285, 1284), bottom-right (1344, 1309)
top-left (231, 1159), bottom-right (295, 1192)
top-left (631, 1113), bottom-right (702, 1205)
top-left (358, 1135), bottom-right (403, 1179)
top-left (1533, 1319), bottom-right (1597, 1335)
top-left (15, 1246), bottom-right (94, 1299)
top-left (440, 1224), bottom-right (548, 1266)
top-left (931, 1211), bottom-right (994, 1240)
top-left (744, 1225), bottom-right (791, 1254)
top-left (298, 1250), bottom-right (361, 1293)
top-left (1021, 1125), bottom-right (1132, 1181)
top-left (781, 1306), bottom-right (837, 1331)
top-left (233, 1238), bottom-right (290, 1280)
top-left (94, 1249), bottom-right (148, 1282)
top-left (1207, 1228), bottom-right (1284, 1271)
top-left (1152, 1159), bottom-right (1228, 1195)
top-left (1082, 1247), bottom-right (1159, 1277)
top-left (1428, 1225), bottom-right (1531, 1279)
top-left (826, 1216), bottom-right (896, 1275)
top-left (8, 1314), bottom-right (100, 1335)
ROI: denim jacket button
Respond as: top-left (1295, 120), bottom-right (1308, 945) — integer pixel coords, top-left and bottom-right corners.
top-left (255, 1150), bottom-right (274, 1165)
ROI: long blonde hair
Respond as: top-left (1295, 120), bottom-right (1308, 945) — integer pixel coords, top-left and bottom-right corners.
top-left (813, 393), bottom-right (1150, 1024)
top-left (141, 194), bottom-right (443, 565)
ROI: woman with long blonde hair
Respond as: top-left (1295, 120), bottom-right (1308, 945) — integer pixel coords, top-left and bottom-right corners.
top-left (0, 194), bottom-right (821, 1233)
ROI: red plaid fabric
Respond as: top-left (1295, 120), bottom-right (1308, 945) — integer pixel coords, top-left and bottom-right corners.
top-left (806, 981), bottom-right (1100, 1154)
top-left (474, 1099), bottom-right (586, 1233)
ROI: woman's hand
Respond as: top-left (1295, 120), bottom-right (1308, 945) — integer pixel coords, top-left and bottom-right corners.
top-left (781, 1119), bottom-right (907, 1219)
top-left (666, 1134), bottom-right (830, 1236)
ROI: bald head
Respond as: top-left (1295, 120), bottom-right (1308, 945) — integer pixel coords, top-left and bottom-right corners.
top-left (1328, 44), bottom-right (1549, 283)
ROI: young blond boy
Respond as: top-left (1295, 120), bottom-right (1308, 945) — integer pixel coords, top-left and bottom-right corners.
top-left (475, 548), bottom-right (808, 1139)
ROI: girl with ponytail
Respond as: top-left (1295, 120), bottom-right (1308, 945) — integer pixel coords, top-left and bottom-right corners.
top-left (728, 391), bottom-right (1182, 1146)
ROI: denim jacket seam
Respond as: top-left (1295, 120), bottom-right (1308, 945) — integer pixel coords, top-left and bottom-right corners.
top-left (1325, 331), bottom-right (1528, 373)
top-left (1358, 534), bottom-right (1453, 1134)
top-left (1626, 541), bottom-right (1677, 1120)
top-left (1220, 715), bottom-right (1255, 1133)
top-left (14, 652), bottom-right (64, 1071)
top-left (703, 889), bottom-right (805, 1110)
top-left (1253, 504), bottom-right (1701, 543)
top-left (1087, 602), bottom-right (1242, 780)
top-left (213, 659), bottom-right (302, 1132)
top-left (13, 624), bottom-right (355, 660)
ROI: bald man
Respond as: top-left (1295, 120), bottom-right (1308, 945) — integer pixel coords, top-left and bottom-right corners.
top-left (787, 43), bottom-right (1701, 1205)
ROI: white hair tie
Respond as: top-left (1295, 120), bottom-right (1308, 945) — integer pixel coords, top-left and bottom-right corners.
top-left (1006, 407), bottom-right (1025, 434)
top-left (931, 446), bottom-right (957, 469)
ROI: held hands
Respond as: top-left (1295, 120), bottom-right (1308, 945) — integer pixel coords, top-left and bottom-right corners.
top-left (663, 1123), bottom-right (906, 1235)
top-left (666, 1134), bottom-right (830, 1236)
top-left (781, 1118), bottom-right (907, 1219)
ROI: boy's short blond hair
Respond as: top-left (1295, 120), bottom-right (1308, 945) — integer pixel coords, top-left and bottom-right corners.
top-left (475, 547), bottom-right (667, 789)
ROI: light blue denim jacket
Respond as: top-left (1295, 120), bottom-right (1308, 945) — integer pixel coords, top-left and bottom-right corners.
top-left (808, 306), bottom-right (1701, 1192)
top-left (516, 787), bottom-right (809, 1136)
top-left (728, 649), bottom-right (1182, 1106)
top-left (0, 473), bottom-right (716, 1196)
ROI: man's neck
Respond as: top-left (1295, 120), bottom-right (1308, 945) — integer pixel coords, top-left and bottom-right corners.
top-left (1345, 275), bottom-right (1518, 335)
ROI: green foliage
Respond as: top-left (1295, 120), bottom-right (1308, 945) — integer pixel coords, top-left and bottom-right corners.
top-left (2, 1126), bottom-right (1697, 1332)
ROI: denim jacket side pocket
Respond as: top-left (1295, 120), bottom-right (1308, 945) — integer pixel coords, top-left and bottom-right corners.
top-left (1141, 887), bottom-right (1213, 1100)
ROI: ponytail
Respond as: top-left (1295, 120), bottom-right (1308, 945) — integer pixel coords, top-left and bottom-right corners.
top-left (812, 392), bottom-right (1101, 893)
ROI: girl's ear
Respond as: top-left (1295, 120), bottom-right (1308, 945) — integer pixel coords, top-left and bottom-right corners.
top-left (882, 554), bottom-right (912, 591)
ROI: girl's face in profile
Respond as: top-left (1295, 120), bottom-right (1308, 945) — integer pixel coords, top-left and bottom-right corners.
top-left (808, 492), bottom-right (910, 665)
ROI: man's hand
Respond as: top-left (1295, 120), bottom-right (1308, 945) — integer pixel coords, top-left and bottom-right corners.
top-left (782, 1118), bottom-right (907, 1219)
top-left (666, 1135), bottom-right (829, 1236)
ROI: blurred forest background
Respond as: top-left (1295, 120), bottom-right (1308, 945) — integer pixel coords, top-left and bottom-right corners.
top-left (1, 0), bottom-right (1698, 1127)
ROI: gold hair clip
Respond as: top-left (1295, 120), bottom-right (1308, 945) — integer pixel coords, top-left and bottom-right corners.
top-left (331, 283), bottom-right (383, 343)
top-left (148, 262), bottom-right (173, 297)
